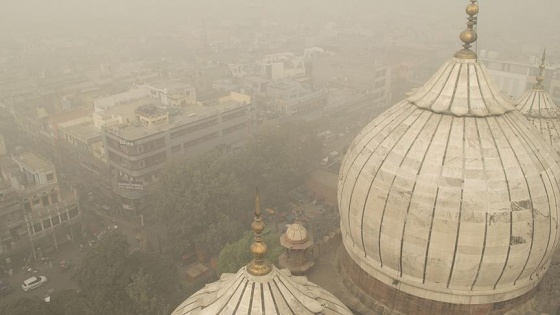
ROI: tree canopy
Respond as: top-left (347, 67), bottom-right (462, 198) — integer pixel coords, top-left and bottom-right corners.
top-left (73, 231), bottom-right (180, 315)
top-left (152, 120), bottom-right (322, 259)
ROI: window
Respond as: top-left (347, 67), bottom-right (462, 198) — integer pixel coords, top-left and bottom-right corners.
top-left (43, 219), bottom-right (52, 229)
top-left (224, 123), bottom-right (246, 134)
top-left (46, 173), bottom-right (54, 181)
top-left (24, 202), bottom-right (32, 213)
top-left (69, 207), bottom-right (79, 219)
top-left (32, 199), bottom-right (40, 206)
top-left (50, 192), bottom-right (58, 204)
top-left (60, 213), bottom-right (69, 222)
top-left (222, 110), bottom-right (245, 121)
top-left (52, 216), bottom-right (60, 225)
top-left (33, 222), bottom-right (43, 234)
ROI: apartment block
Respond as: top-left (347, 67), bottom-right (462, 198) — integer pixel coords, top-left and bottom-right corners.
top-left (0, 149), bottom-right (81, 263)
top-left (102, 92), bottom-right (254, 213)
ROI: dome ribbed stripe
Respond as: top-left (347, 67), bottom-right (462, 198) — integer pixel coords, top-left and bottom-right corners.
top-left (508, 113), bottom-right (559, 281)
top-left (398, 113), bottom-right (442, 278)
top-left (491, 117), bottom-right (532, 289)
top-left (470, 118), bottom-right (490, 290)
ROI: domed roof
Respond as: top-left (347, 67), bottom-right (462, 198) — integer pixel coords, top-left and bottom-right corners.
top-left (171, 190), bottom-right (352, 315)
top-left (516, 51), bottom-right (560, 152)
top-left (171, 266), bottom-right (351, 315)
top-left (517, 88), bottom-right (560, 118)
top-left (281, 222), bottom-right (313, 250)
top-left (337, 3), bottom-right (560, 305)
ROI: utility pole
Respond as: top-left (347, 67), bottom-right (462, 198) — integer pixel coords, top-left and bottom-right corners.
top-left (25, 214), bottom-right (37, 269)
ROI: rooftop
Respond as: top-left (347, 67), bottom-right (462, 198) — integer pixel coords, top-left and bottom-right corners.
top-left (13, 151), bottom-right (53, 172)
top-left (64, 123), bottom-right (102, 143)
top-left (105, 96), bottom-right (249, 140)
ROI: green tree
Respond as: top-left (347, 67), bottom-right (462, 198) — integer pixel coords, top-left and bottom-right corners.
top-left (75, 231), bottom-right (135, 314)
top-left (152, 151), bottom-right (251, 257)
top-left (126, 269), bottom-right (170, 315)
top-left (127, 251), bottom-right (179, 299)
top-left (233, 121), bottom-right (322, 210)
top-left (75, 231), bottom-right (180, 315)
top-left (152, 120), bottom-right (321, 259)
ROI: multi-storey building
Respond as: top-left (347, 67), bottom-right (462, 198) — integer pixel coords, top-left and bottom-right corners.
top-left (0, 180), bottom-right (24, 258)
top-left (0, 149), bottom-right (81, 263)
top-left (102, 92), bottom-right (254, 214)
top-left (265, 79), bottom-right (326, 117)
top-left (479, 50), bottom-right (560, 101)
top-left (311, 54), bottom-right (392, 108)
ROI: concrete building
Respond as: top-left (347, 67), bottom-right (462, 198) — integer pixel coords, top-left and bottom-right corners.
top-left (103, 92), bottom-right (254, 213)
top-left (57, 117), bottom-right (110, 193)
top-left (479, 50), bottom-right (560, 101)
top-left (142, 81), bottom-right (196, 107)
top-left (0, 180), bottom-right (25, 258)
top-left (311, 54), bottom-right (391, 108)
top-left (266, 79), bottom-right (326, 117)
top-left (0, 149), bottom-right (80, 264)
top-left (257, 52), bottom-right (306, 81)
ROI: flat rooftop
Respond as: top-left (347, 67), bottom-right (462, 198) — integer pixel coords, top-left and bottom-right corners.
top-left (65, 123), bottom-right (102, 142)
top-left (105, 97), bottom-right (248, 140)
top-left (13, 151), bottom-right (53, 172)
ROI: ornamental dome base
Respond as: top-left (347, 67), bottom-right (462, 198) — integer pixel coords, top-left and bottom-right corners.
top-left (339, 250), bottom-right (537, 315)
top-left (279, 252), bottom-right (315, 275)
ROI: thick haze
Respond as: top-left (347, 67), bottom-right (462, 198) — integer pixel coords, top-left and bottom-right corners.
top-left (2, 0), bottom-right (559, 57)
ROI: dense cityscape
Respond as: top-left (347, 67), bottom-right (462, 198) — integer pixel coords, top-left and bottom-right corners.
top-left (1, 0), bottom-right (560, 314)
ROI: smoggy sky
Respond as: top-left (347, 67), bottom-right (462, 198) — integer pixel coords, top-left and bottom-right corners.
top-left (1, 0), bottom-right (558, 57)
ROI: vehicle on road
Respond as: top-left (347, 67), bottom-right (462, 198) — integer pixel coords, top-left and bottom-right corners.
top-left (21, 276), bottom-right (48, 292)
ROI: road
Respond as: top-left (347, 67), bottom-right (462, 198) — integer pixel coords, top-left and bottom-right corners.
top-left (1, 245), bottom-right (82, 303)
top-left (0, 204), bottom-right (144, 305)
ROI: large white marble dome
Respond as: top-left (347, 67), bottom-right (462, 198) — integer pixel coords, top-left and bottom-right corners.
top-left (338, 55), bottom-right (560, 304)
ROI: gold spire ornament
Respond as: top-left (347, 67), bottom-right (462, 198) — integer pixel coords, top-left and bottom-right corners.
top-left (534, 48), bottom-right (547, 89)
top-left (247, 188), bottom-right (272, 276)
top-left (454, 0), bottom-right (479, 59)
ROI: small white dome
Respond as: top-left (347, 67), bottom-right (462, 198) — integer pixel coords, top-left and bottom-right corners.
top-left (281, 223), bottom-right (313, 250)
top-left (517, 86), bottom-right (560, 153)
top-left (285, 223), bottom-right (309, 243)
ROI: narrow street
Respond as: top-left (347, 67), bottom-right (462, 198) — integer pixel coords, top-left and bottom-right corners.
top-left (0, 198), bottom-right (145, 305)
top-left (2, 244), bottom-right (82, 303)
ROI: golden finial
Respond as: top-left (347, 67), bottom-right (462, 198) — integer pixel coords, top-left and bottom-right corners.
top-left (247, 187), bottom-right (272, 276)
top-left (534, 48), bottom-right (546, 89)
top-left (454, 0), bottom-right (479, 59)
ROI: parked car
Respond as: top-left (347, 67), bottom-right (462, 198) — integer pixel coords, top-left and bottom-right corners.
top-left (21, 276), bottom-right (47, 292)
